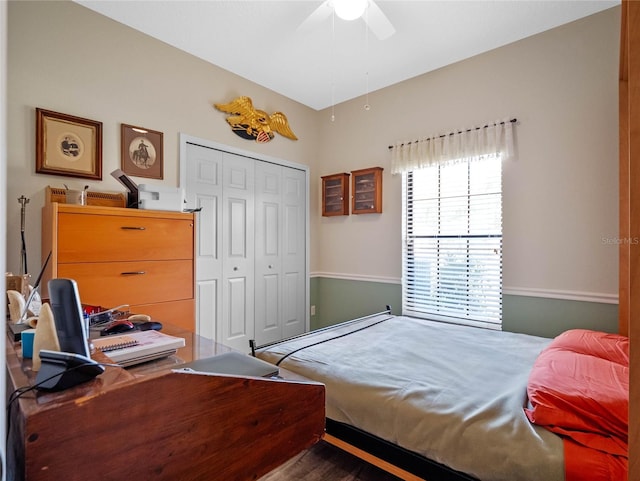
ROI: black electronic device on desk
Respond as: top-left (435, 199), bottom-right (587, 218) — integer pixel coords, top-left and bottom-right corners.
top-left (134, 321), bottom-right (163, 331)
top-left (36, 350), bottom-right (104, 391)
top-left (111, 168), bottom-right (139, 208)
top-left (8, 317), bottom-right (30, 342)
top-left (100, 320), bottom-right (135, 336)
top-left (99, 317), bottom-right (163, 336)
top-left (35, 278), bottom-right (105, 391)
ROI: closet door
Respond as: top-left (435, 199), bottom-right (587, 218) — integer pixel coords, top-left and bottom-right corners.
top-left (183, 136), bottom-right (309, 349)
top-left (281, 167), bottom-right (307, 339)
top-left (220, 153), bottom-right (255, 352)
top-left (255, 162), bottom-right (283, 345)
top-left (255, 163), bottom-right (307, 345)
top-left (185, 143), bottom-right (222, 340)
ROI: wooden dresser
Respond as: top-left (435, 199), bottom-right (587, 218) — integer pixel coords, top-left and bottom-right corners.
top-left (41, 203), bottom-right (195, 331)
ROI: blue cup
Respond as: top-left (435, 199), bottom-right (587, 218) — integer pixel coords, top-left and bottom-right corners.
top-left (21, 328), bottom-right (36, 358)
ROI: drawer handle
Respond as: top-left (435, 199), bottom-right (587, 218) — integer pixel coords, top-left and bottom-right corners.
top-left (121, 226), bottom-right (146, 230)
top-left (121, 271), bottom-right (146, 276)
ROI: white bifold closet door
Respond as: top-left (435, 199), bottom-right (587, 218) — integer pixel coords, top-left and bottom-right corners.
top-left (185, 142), bottom-right (223, 342)
top-left (185, 141), bottom-right (307, 352)
top-left (254, 161), bottom-right (306, 345)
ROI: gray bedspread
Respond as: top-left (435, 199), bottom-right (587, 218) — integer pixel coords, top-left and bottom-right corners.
top-left (257, 314), bottom-right (564, 481)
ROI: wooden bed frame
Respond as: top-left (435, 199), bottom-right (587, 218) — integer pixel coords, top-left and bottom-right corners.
top-left (323, 420), bottom-right (477, 481)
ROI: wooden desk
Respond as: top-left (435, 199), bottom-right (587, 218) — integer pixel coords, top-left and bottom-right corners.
top-left (6, 324), bottom-right (325, 480)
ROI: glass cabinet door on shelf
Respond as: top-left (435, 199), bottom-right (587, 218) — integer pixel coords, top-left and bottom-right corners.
top-left (321, 173), bottom-right (350, 216)
top-left (351, 167), bottom-right (383, 214)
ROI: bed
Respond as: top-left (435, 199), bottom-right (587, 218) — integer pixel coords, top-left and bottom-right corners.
top-left (254, 309), bottom-right (628, 481)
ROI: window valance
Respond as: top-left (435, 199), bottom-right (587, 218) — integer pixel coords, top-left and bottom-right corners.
top-left (390, 118), bottom-right (516, 174)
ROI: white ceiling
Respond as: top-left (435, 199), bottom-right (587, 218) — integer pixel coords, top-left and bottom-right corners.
top-left (76, 0), bottom-right (619, 111)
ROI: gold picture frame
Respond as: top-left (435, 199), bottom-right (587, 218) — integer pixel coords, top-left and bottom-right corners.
top-left (36, 108), bottom-right (103, 180)
top-left (121, 123), bottom-right (163, 179)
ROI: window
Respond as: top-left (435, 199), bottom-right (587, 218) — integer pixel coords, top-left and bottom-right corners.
top-left (402, 154), bottom-right (502, 329)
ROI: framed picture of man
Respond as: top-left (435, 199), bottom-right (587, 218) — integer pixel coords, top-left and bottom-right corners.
top-left (121, 123), bottom-right (163, 179)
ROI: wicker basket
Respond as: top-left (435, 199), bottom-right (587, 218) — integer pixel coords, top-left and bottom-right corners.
top-left (45, 186), bottom-right (126, 208)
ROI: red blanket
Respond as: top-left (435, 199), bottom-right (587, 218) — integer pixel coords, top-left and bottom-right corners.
top-left (525, 329), bottom-right (628, 481)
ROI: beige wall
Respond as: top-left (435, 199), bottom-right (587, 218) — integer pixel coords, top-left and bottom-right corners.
top-left (7, 0), bottom-right (319, 276)
top-left (8, 2), bottom-right (620, 302)
top-left (315, 6), bottom-right (620, 301)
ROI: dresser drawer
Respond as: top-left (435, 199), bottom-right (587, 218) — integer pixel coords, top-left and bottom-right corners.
top-left (131, 299), bottom-right (195, 332)
top-left (56, 213), bottom-right (194, 263)
top-left (58, 260), bottom-right (193, 307)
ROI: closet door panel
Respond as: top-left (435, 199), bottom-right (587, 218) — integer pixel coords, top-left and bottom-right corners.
top-left (196, 279), bottom-right (218, 340)
top-left (228, 198), bottom-right (249, 258)
top-left (282, 168), bottom-right (307, 338)
top-left (258, 201), bottom-right (281, 339)
top-left (196, 195), bottom-right (220, 271)
top-left (226, 277), bottom-right (249, 339)
top-left (186, 143), bottom-right (223, 340)
top-left (261, 273), bottom-right (280, 329)
top-left (263, 203), bottom-right (279, 255)
top-left (283, 271), bottom-right (302, 330)
top-left (255, 162), bottom-right (283, 345)
top-left (221, 153), bottom-right (255, 352)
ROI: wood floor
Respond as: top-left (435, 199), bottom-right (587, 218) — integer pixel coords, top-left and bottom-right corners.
top-left (260, 441), bottom-right (402, 481)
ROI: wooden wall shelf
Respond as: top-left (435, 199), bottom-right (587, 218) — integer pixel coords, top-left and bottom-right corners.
top-left (351, 167), bottom-right (383, 214)
top-left (321, 172), bottom-right (350, 216)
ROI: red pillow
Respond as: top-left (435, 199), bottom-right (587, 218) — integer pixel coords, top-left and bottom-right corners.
top-left (547, 329), bottom-right (628, 366)
top-left (525, 329), bottom-right (628, 456)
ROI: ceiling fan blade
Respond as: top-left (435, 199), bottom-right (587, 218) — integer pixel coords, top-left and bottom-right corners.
top-left (298, 1), bottom-right (333, 33)
top-left (364, 1), bottom-right (395, 40)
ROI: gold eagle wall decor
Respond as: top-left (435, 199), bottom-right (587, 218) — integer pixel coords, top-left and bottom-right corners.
top-left (214, 96), bottom-right (298, 143)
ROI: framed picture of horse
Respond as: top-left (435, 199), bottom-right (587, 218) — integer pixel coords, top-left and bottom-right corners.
top-left (121, 123), bottom-right (163, 179)
top-left (36, 108), bottom-right (102, 180)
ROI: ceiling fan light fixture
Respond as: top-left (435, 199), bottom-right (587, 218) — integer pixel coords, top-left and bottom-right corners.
top-left (333, 0), bottom-right (368, 21)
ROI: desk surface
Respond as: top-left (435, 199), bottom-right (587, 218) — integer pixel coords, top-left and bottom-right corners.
top-left (7, 323), bottom-right (232, 412)
top-left (6, 323), bottom-right (325, 481)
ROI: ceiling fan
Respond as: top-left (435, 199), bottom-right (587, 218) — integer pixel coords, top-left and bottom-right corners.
top-left (298, 0), bottom-right (396, 40)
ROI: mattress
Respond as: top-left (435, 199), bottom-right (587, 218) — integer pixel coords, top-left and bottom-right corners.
top-left (256, 314), bottom-right (564, 481)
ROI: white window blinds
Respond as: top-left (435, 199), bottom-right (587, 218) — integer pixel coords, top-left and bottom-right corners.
top-left (402, 154), bottom-right (502, 329)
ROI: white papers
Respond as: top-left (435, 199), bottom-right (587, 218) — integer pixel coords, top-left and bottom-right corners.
top-left (92, 330), bottom-right (185, 366)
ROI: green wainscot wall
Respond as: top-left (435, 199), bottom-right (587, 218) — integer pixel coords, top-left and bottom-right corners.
top-left (310, 277), bottom-right (619, 338)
